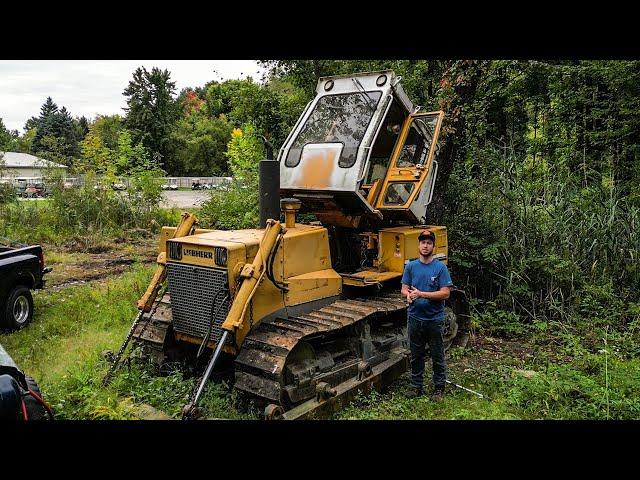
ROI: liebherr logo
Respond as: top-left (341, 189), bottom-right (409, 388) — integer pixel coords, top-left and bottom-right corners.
top-left (183, 248), bottom-right (213, 259)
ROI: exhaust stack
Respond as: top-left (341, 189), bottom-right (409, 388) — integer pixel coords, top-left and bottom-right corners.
top-left (259, 159), bottom-right (280, 228)
top-left (281, 198), bottom-right (301, 228)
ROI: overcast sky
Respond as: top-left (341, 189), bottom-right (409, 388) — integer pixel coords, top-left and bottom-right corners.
top-left (0, 60), bottom-right (265, 132)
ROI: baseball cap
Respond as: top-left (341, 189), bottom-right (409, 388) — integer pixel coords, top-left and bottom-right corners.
top-left (418, 229), bottom-right (435, 242)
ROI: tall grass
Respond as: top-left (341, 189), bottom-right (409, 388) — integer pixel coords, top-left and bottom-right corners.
top-left (446, 145), bottom-right (640, 327)
top-left (0, 172), bottom-right (181, 246)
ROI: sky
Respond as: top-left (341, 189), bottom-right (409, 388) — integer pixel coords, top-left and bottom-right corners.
top-left (0, 60), bottom-right (265, 132)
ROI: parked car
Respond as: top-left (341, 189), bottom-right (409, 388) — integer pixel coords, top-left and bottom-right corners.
top-left (0, 342), bottom-right (52, 420)
top-left (63, 177), bottom-right (79, 189)
top-left (191, 179), bottom-right (203, 190)
top-left (23, 183), bottom-right (47, 198)
top-left (162, 178), bottom-right (179, 190)
top-left (0, 241), bottom-right (51, 330)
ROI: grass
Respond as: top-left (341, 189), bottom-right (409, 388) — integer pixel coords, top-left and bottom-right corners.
top-left (3, 260), bottom-right (640, 420)
top-left (335, 321), bottom-right (640, 420)
top-left (2, 211), bottom-right (639, 420)
top-left (0, 263), bottom-right (250, 420)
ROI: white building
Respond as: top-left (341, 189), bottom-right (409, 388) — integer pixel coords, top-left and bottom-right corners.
top-left (0, 151), bottom-right (68, 180)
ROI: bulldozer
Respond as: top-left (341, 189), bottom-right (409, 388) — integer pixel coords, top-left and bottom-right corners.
top-left (121, 70), bottom-right (471, 419)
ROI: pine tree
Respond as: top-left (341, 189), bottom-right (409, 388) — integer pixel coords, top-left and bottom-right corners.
top-left (123, 67), bottom-right (178, 170)
top-left (32, 97), bottom-right (59, 151)
top-left (74, 116), bottom-right (90, 141)
top-left (58, 107), bottom-right (79, 157)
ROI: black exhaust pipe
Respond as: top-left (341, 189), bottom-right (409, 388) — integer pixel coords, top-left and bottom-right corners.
top-left (259, 137), bottom-right (280, 228)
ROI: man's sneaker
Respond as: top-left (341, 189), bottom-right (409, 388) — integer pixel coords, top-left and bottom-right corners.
top-left (431, 387), bottom-right (445, 403)
top-left (406, 386), bottom-right (423, 399)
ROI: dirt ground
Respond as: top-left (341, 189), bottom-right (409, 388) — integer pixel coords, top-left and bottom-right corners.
top-left (45, 237), bottom-right (158, 290)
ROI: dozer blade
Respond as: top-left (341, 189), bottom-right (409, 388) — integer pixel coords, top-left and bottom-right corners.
top-left (281, 350), bottom-right (409, 420)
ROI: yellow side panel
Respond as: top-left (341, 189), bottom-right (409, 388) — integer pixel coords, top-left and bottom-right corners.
top-left (282, 227), bottom-right (332, 278)
top-left (284, 269), bottom-right (342, 306)
top-left (378, 226), bottom-right (448, 273)
top-left (234, 266), bottom-right (287, 349)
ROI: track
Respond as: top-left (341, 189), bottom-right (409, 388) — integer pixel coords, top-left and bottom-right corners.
top-left (131, 292), bottom-right (174, 366)
top-left (132, 288), bottom-right (469, 416)
top-left (233, 291), bottom-right (409, 409)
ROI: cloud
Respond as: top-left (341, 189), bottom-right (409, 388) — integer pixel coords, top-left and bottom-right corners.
top-left (0, 60), bottom-right (265, 132)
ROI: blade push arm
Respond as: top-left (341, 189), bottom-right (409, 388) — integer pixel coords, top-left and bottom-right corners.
top-left (221, 219), bottom-right (285, 346)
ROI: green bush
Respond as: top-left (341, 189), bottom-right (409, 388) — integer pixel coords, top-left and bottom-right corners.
top-left (0, 182), bottom-right (16, 205)
top-left (198, 123), bottom-right (264, 230)
top-left (0, 170), bottom-right (174, 246)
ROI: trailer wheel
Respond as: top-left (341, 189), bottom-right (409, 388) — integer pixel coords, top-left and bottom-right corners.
top-left (23, 376), bottom-right (48, 420)
top-left (3, 286), bottom-right (34, 330)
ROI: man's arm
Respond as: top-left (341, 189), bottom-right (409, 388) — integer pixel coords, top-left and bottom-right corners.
top-left (401, 283), bottom-right (413, 303)
top-left (412, 286), bottom-right (451, 301)
top-left (400, 264), bottom-right (412, 302)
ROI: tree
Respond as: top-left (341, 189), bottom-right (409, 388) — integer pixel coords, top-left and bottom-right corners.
top-left (31, 97), bottom-right (59, 152)
top-left (74, 116), bottom-right (90, 143)
top-left (79, 125), bottom-right (112, 173)
top-left (198, 123), bottom-right (265, 229)
top-left (227, 123), bottom-right (265, 183)
top-left (169, 94), bottom-right (234, 176)
top-left (0, 118), bottom-right (15, 150)
top-left (202, 77), bottom-right (307, 152)
top-left (58, 107), bottom-right (80, 157)
top-left (115, 130), bottom-right (154, 174)
top-left (79, 115), bottom-right (152, 175)
top-left (14, 128), bottom-right (36, 153)
top-left (123, 67), bottom-right (179, 170)
top-left (30, 97), bottom-right (81, 166)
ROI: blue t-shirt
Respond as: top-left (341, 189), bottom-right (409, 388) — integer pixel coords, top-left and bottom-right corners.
top-left (401, 259), bottom-right (453, 321)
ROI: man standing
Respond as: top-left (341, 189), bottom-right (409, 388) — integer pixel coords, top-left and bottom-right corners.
top-left (401, 229), bottom-right (453, 401)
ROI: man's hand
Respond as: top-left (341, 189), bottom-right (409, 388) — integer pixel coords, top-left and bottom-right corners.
top-left (408, 286), bottom-right (423, 302)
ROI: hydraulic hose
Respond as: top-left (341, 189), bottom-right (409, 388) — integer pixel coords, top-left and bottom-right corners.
top-left (27, 389), bottom-right (55, 419)
top-left (266, 232), bottom-right (287, 292)
top-left (21, 399), bottom-right (28, 421)
top-left (197, 291), bottom-right (229, 359)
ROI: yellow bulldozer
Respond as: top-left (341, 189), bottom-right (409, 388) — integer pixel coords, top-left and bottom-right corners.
top-left (106, 70), bottom-right (470, 419)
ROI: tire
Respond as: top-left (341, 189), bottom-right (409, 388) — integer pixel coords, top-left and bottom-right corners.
top-left (23, 376), bottom-right (48, 420)
top-left (442, 307), bottom-right (459, 351)
top-left (3, 286), bottom-right (34, 330)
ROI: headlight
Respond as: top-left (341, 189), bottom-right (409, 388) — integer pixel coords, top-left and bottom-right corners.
top-left (214, 247), bottom-right (227, 267)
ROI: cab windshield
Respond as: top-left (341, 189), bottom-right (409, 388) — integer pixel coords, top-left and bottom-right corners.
top-left (285, 91), bottom-right (382, 168)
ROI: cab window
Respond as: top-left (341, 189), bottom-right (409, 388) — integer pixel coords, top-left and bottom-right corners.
top-left (365, 99), bottom-right (405, 184)
top-left (396, 115), bottom-right (438, 168)
top-left (285, 91), bottom-right (382, 168)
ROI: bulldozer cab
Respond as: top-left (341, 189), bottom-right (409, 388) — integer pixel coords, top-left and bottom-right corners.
top-left (279, 70), bottom-right (443, 226)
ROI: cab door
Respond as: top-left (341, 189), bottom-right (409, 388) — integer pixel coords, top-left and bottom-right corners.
top-left (374, 111), bottom-right (444, 211)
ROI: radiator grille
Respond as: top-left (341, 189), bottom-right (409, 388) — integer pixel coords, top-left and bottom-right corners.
top-left (166, 262), bottom-right (230, 339)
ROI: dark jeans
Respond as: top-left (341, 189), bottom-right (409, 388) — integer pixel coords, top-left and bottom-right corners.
top-left (408, 315), bottom-right (446, 390)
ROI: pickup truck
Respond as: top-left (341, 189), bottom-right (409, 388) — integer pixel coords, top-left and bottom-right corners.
top-left (0, 243), bottom-right (51, 330)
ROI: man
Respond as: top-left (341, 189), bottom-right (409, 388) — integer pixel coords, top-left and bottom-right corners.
top-left (401, 229), bottom-right (453, 402)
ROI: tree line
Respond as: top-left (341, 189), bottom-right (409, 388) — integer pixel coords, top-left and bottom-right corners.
top-left (0, 66), bottom-right (308, 178)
